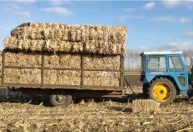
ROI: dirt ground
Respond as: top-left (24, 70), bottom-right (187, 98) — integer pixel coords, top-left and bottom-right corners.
top-left (0, 90), bottom-right (193, 132)
top-left (124, 74), bottom-right (142, 87)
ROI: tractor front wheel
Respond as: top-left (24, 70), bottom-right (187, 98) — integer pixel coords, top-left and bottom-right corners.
top-left (149, 78), bottom-right (176, 105)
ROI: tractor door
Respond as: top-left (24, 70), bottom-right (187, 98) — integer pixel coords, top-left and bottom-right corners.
top-left (168, 55), bottom-right (188, 94)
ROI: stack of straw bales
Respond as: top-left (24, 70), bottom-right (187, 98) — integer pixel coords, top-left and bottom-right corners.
top-left (4, 22), bottom-right (127, 55)
top-left (3, 52), bottom-right (121, 86)
top-left (2, 22), bottom-right (127, 87)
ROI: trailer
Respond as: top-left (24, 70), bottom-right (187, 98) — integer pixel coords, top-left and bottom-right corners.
top-left (0, 49), bottom-right (128, 106)
top-left (2, 49), bottom-right (193, 107)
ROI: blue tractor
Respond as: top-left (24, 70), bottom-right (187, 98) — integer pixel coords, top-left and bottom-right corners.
top-left (140, 51), bottom-right (193, 105)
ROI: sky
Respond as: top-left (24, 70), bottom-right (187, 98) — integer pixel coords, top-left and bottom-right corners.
top-left (0, 0), bottom-right (193, 51)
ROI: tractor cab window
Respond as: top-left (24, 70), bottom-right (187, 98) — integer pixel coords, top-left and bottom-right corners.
top-left (169, 56), bottom-right (184, 72)
top-left (147, 56), bottom-right (166, 72)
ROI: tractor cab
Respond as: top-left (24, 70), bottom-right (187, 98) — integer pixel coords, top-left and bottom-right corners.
top-left (140, 51), bottom-right (188, 105)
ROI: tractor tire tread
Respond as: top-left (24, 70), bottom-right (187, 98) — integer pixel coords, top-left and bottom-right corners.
top-left (148, 77), bottom-right (176, 106)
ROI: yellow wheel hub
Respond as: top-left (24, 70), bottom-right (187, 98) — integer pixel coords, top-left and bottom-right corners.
top-left (153, 83), bottom-right (170, 101)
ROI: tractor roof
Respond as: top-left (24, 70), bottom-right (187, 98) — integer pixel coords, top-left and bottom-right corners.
top-left (140, 51), bottom-right (183, 56)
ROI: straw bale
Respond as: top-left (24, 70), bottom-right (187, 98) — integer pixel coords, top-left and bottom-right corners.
top-left (4, 68), bottom-right (41, 84)
top-left (29, 22), bottom-right (66, 29)
top-left (15, 22), bottom-right (64, 29)
top-left (83, 71), bottom-right (120, 86)
top-left (4, 36), bottom-right (44, 51)
top-left (84, 55), bottom-right (120, 70)
top-left (4, 52), bottom-right (41, 67)
top-left (11, 23), bottom-right (127, 44)
top-left (12, 27), bottom-right (67, 40)
top-left (132, 99), bottom-right (160, 114)
top-left (44, 54), bottom-right (81, 68)
top-left (80, 25), bottom-right (89, 41)
top-left (4, 36), bottom-right (124, 55)
top-left (68, 25), bottom-right (81, 42)
top-left (44, 70), bottom-right (81, 85)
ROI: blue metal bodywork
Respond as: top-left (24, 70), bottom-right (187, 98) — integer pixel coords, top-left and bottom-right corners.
top-left (143, 53), bottom-right (188, 94)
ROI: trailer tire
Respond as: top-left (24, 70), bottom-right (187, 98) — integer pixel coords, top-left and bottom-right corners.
top-left (49, 94), bottom-right (72, 107)
top-left (149, 78), bottom-right (176, 105)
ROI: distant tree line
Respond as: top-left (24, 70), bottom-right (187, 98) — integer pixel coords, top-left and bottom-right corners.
top-left (124, 49), bottom-right (141, 71)
top-left (124, 49), bottom-right (193, 71)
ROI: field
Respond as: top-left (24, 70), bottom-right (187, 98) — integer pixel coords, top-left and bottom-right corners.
top-left (0, 72), bottom-right (192, 132)
top-left (0, 88), bottom-right (193, 132)
top-left (124, 71), bottom-right (142, 86)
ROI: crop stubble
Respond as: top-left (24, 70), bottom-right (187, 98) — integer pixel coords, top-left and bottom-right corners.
top-left (0, 98), bottom-right (192, 132)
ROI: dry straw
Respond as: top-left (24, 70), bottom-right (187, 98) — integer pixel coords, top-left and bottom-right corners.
top-left (11, 23), bottom-right (127, 43)
top-left (84, 55), bottom-right (120, 70)
top-left (4, 36), bottom-right (125, 55)
top-left (132, 99), bottom-right (160, 114)
top-left (4, 22), bottom-right (127, 55)
top-left (4, 68), bottom-right (41, 84)
top-left (0, 99), bottom-right (191, 132)
top-left (84, 71), bottom-right (120, 86)
top-left (44, 70), bottom-right (81, 85)
top-left (3, 52), bottom-right (121, 86)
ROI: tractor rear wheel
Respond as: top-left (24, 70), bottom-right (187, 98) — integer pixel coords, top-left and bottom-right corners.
top-left (149, 78), bottom-right (176, 105)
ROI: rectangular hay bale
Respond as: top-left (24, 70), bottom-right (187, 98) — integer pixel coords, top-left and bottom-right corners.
top-left (84, 55), bottom-right (121, 70)
top-left (132, 99), bottom-right (160, 114)
top-left (4, 68), bottom-right (41, 84)
top-left (4, 52), bottom-right (41, 67)
top-left (44, 54), bottom-right (81, 68)
top-left (44, 70), bottom-right (81, 85)
top-left (83, 71), bottom-right (120, 86)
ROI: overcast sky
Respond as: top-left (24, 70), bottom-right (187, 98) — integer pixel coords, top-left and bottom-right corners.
top-left (0, 0), bottom-right (193, 51)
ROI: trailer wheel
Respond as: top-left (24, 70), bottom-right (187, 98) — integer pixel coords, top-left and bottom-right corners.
top-left (149, 78), bottom-right (176, 105)
top-left (49, 94), bottom-right (72, 107)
